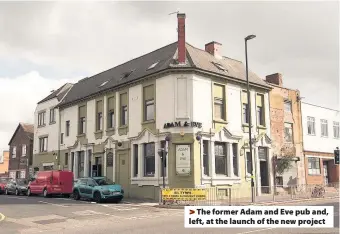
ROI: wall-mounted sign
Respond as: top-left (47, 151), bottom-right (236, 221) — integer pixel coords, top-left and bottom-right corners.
top-left (164, 121), bottom-right (202, 129)
top-left (176, 144), bottom-right (191, 175)
top-left (106, 153), bottom-right (113, 167)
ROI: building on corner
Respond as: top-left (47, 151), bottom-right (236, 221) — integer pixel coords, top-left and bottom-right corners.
top-left (32, 83), bottom-right (73, 173)
top-left (265, 73), bottom-right (306, 187)
top-left (301, 102), bottom-right (340, 186)
top-left (33, 13), bottom-right (276, 200)
top-left (8, 123), bottom-right (34, 179)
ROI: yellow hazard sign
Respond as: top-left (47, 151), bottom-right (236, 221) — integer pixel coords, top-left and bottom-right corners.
top-left (161, 188), bottom-right (207, 201)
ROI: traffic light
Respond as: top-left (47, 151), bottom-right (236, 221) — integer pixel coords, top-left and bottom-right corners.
top-left (335, 148), bottom-right (339, 165)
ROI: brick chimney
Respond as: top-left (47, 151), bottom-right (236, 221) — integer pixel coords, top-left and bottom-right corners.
top-left (177, 13), bottom-right (186, 64)
top-left (205, 41), bottom-right (222, 59)
top-left (266, 73), bottom-right (283, 87)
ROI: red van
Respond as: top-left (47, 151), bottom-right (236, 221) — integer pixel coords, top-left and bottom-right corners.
top-left (27, 170), bottom-right (74, 197)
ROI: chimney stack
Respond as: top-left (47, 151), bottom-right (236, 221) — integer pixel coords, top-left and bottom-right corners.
top-left (266, 73), bottom-right (283, 87)
top-left (205, 41), bottom-right (222, 59)
top-left (177, 13), bottom-right (186, 64)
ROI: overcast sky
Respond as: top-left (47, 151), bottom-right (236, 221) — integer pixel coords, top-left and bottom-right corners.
top-left (0, 1), bottom-right (339, 154)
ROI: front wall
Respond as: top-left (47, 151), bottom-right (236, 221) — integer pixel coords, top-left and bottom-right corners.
top-left (302, 103), bottom-right (340, 153)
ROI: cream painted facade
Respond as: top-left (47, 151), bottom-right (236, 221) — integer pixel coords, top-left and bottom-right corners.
top-left (52, 72), bottom-right (274, 200)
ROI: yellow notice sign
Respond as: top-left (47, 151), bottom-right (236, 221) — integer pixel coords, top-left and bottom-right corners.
top-left (162, 188), bottom-right (206, 201)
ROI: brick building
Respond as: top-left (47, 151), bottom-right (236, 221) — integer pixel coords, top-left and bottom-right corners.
top-left (266, 73), bottom-right (305, 186)
top-left (8, 123), bottom-right (34, 179)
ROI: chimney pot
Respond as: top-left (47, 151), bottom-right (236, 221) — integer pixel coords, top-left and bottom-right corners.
top-left (177, 13), bottom-right (186, 64)
top-left (266, 73), bottom-right (283, 86)
top-left (205, 41), bottom-right (222, 59)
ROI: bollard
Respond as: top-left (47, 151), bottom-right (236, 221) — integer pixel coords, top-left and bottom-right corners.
top-left (229, 188), bottom-right (232, 206)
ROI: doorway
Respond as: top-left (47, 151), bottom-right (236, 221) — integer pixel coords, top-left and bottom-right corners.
top-left (258, 147), bottom-right (269, 194)
top-left (323, 161), bottom-right (329, 185)
top-left (92, 156), bottom-right (102, 177)
top-left (117, 153), bottom-right (129, 197)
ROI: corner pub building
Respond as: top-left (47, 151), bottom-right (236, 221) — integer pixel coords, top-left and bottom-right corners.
top-left (33, 13), bottom-right (274, 200)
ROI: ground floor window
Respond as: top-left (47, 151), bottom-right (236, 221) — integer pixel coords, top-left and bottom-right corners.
top-left (144, 143), bottom-right (155, 177)
top-left (308, 157), bottom-right (321, 175)
top-left (214, 142), bottom-right (227, 175)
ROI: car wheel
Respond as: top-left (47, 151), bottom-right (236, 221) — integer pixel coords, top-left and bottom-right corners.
top-left (94, 192), bottom-right (102, 203)
top-left (43, 189), bottom-right (49, 198)
top-left (15, 189), bottom-right (19, 196)
top-left (73, 190), bottom-right (80, 200)
top-left (27, 188), bottom-right (31, 196)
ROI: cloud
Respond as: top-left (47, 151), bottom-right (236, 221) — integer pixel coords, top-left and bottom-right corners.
top-left (0, 71), bottom-right (81, 153)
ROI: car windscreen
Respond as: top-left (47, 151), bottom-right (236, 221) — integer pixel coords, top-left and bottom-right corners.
top-left (17, 179), bottom-right (28, 185)
top-left (94, 178), bottom-right (115, 186)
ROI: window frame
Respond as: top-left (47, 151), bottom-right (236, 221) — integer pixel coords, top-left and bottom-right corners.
top-left (22, 144), bottom-right (27, 157)
top-left (246, 152), bottom-right (252, 175)
top-left (232, 143), bottom-right (239, 177)
top-left (79, 117), bottom-right (86, 134)
top-left (284, 100), bottom-right (292, 113)
top-left (133, 144), bottom-right (138, 177)
top-left (143, 143), bottom-right (155, 177)
top-left (256, 94), bottom-right (265, 126)
top-left (49, 108), bottom-right (56, 124)
top-left (307, 116), bottom-right (316, 135)
top-left (242, 103), bottom-right (249, 124)
top-left (38, 111), bottom-right (46, 127)
top-left (144, 99), bottom-right (155, 121)
top-left (108, 110), bottom-right (115, 129)
top-left (308, 157), bottom-right (321, 175)
top-left (214, 97), bottom-right (225, 120)
top-left (320, 119), bottom-right (328, 137)
top-left (39, 137), bottom-right (48, 153)
top-left (60, 133), bottom-right (64, 145)
top-left (97, 112), bottom-right (103, 131)
top-left (214, 142), bottom-right (227, 175)
top-left (284, 122), bottom-right (294, 143)
top-left (66, 121), bottom-right (70, 136)
top-left (121, 105), bottom-right (128, 126)
top-left (12, 146), bottom-right (16, 158)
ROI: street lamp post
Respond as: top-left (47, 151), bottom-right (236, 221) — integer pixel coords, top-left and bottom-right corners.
top-left (245, 34), bottom-right (256, 203)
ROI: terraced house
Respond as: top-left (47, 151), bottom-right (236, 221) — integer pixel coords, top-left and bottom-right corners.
top-left (33, 14), bottom-right (275, 200)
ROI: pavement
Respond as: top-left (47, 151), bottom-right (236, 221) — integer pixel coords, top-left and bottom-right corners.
top-left (0, 194), bottom-right (338, 234)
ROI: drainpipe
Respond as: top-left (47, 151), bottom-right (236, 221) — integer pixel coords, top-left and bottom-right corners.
top-left (57, 107), bottom-right (61, 170)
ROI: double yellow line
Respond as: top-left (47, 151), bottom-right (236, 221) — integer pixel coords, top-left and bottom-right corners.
top-left (0, 212), bottom-right (5, 222)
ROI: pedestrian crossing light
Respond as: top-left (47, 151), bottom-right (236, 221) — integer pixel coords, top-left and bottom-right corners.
top-left (335, 148), bottom-right (339, 165)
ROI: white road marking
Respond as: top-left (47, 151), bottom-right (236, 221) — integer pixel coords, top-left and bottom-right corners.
top-left (0, 212), bottom-right (5, 222)
top-left (38, 201), bottom-right (69, 207)
top-left (237, 228), bottom-right (276, 234)
top-left (100, 204), bottom-right (139, 211)
top-left (4, 196), bottom-right (27, 200)
top-left (72, 210), bottom-right (107, 216)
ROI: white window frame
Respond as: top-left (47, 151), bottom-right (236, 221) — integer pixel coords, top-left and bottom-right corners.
top-left (38, 111), bottom-right (46, 126)
top-left (12, 146), bottom-right (16, 158)
top-left (144, 99), bottom-right (155, 121)
top-left (308, 157), bottom-right (321, 175)
top-left (49, 108), bottom-right (56, 123)
top-left (321, 119), bottom-right (328, 137)
top-left (22, 144), bottom-right (27, 157)
top-left (39, 137), bottom-right (48, 152)
top-left (307, 116), bottom-right (315, 135)
top-left (20, 170), bottom-right (26, 179)
top-left (284, 100), bottom-right (292, 113)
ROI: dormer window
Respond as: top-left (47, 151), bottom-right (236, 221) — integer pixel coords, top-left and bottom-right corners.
top-left (99, 81), bottom-right (108, 87)
top-left (147, 61), bottom-right (159, 70)
top-left (121, 70), bottom-right (134, 80)
top-left (212, 61), bottom-right (227, 72)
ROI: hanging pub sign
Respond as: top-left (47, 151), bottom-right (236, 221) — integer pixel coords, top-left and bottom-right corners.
top-left (163, 121), bottom-right (202, 129)
top-left (175, 144), bottom-right (191, 175)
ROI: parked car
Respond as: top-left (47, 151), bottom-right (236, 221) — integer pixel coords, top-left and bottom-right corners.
top-left (27, 170), bottom-right (74, 197)
top-left (4, 179), bottom-right (29, 196)
top-left (73, 177), bottom-right (124, 203)
top-left (0, 177), bottom-right (13, 194)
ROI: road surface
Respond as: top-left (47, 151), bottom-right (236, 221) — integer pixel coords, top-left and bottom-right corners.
top-left (0, 194), bottom-right (338, 234)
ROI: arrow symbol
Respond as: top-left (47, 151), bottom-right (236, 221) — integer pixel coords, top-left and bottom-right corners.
top-left (189, 209), bottom-right (195, 215)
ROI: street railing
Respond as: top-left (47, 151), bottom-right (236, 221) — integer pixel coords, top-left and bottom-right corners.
top-left (159, 183), bottom-right (339, 206)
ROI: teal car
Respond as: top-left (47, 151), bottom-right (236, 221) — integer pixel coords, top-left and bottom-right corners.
top-left (73, 177), bottom-right (124, 203)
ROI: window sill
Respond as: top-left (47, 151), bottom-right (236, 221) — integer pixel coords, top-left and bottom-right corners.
top-left (119, 125), bottom-right (128, 130)
top-left (307, 133), bottom-right (316, 136)
top-left (38, 125), bottom-right (46, 128)
top-left (142, 119), bottom-right (155, 125)
top-left (213, 119), bottom-right (228, 125)
top-left (321, 136), bottom-right (329, 138)
top-left (106, 128), bottom-right (115, 132)
top-left (94, 130), bottom-right (103, 134)
top-left (49, 122), bottom-right (56, 125)
top-left (257, 125), bottom-right (266, 129)
top-left (202, 176), bottom-right (241, 185)
top-left (106, 128), bottom-right (115, 136)
top-left (77, 133), bottom-right (86, 138)
top-left (308, 174), bottom-right (321, 176)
